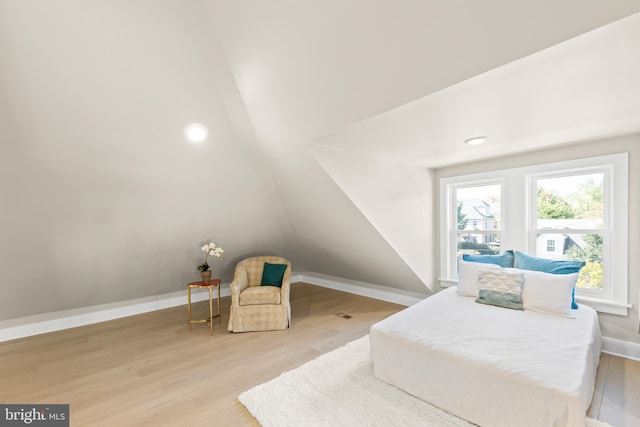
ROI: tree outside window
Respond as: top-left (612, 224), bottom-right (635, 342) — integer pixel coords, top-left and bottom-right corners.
top-left (536, 173), bottom-right (604, 290)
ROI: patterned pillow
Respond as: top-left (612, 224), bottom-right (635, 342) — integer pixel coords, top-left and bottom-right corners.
top-left (475, 270), bottom-right (525, 310)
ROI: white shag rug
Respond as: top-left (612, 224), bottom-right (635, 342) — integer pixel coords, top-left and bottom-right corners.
top-left (239, 336), bottom-right (611, 427)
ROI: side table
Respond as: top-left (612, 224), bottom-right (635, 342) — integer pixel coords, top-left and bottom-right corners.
top-left (187, 279), bottom-right (221, 335)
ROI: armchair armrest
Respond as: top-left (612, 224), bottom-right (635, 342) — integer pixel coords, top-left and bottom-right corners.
top-left (230, 268), bottom-right (249, 307)
top-left (279, 266), bottom-right (292, 303)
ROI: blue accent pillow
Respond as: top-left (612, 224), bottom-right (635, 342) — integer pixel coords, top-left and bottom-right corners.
top-left (261, 262), bottom-right (288, 288)
top-left (462, 250), bottom-right (514, 268)
top-left (514, 251), bottom-right (585, 309)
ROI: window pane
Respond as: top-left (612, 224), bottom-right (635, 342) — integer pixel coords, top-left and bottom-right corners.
top-left (456, 184), bottom-right (501, 230)
top-left (535, 232), bottom-right (603, 291)
top-left (546, 239), bottom-right (556, 253)
top-left (536, 173), bottom-right (603, 229)
top-left (457, 233), bottom-right (500, 256)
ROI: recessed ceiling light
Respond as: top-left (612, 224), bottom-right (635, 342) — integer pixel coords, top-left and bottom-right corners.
top-left (464, 136), bottom-right (487, 146)
top-left (184, 123), bottom-right (208, 143)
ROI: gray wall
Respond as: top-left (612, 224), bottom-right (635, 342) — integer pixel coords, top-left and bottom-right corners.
top-left (435, 134), bottom-right (640, 343)
top-left (0, 2), bottom-right (292, 321)
top-left (0, 1), bottom-right (425, 322)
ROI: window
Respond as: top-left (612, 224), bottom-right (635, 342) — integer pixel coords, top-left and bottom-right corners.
top-left (451, 183), bottom-right (502, 262)
top-left (531, 171), bottom-right (605, 291)
top-left (546, 239), bottom-right (556, 253)
top-left (440, 153), bottom-right (628, 315)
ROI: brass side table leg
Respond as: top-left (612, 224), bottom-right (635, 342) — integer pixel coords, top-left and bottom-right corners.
top-left (188, 286), bottom-right (192, 331)
top-left (209, 287), bottom-right (213, 336)
top-left (217, 283), bottom-right (221, 324)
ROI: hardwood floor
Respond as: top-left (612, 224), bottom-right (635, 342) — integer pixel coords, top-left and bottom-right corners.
top-left (1, 282), bottom-right (639, 426)
top-left (589, 353), bottom-right (640, 426)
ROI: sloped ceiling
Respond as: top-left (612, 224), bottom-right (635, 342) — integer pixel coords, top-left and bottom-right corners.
top-left (210, 1), bottom-right (640, 292)
top-left (1, 1), bottom-right (640, 320)
top-left (210, 0), bottom-right (640, 149)
top-left (313, 12), bottom-right (640, 167)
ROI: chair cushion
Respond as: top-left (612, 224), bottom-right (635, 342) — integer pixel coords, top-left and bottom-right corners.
top-left (239, 286), bottom-right (281, 306)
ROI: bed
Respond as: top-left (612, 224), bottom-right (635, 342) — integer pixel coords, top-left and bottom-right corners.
top-left (370, 286), bottom-right (602, 427)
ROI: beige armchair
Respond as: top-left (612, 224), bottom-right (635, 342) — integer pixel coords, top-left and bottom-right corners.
top-left (227, 256), bottom-right (292, 333)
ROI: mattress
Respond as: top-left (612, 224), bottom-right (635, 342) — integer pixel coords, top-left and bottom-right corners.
top-left (370, 287), bottom-right (601, 427)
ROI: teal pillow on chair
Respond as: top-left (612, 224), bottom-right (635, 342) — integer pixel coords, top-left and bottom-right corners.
top-left (462, 250), bottom-right (514, 268)
top-left (261, 262), bottom-right (288, 288)
top-left (514, 251), bottom-right (585, 309)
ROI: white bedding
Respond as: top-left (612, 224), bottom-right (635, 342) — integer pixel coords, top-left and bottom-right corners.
top-left (370, 287), bottom-right (602, 427)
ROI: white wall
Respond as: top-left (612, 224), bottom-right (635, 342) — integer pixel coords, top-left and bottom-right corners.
top-left (4, 2), bottom-right (640, 330)
top-left (435, 135), bottom-right (640, 344)
top-left (310, 144), bottom-right (436, 292)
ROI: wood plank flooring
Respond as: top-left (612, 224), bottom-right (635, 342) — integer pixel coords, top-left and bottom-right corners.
top-left (1, 282), bottom-right (639, 426)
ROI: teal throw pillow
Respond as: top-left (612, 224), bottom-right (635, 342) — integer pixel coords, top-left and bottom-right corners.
top-left (462, 250), bottom-right (514, 268)
top-left (261, 262), bottom-right (288, 288)
top-left (514, 251), bottom-right (585, 309)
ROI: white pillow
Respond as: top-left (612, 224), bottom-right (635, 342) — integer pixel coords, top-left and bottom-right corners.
top-left (457, 260), bottom-right (502, 297)
top-left (520, 269), bottom-right (578, 317)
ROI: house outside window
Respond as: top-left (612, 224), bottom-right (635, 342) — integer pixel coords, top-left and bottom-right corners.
top-left (439, 153), bottom-right (628, 315)
top-left (453, 184), bottom-right (502, 259)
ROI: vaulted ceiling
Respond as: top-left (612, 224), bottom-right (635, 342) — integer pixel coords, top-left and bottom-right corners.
top-left (1, 1), bottom-right (640, 320)
top-left (211, 1), bottom-right (640, 164)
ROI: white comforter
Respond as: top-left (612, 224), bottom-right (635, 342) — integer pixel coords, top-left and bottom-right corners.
top-left (370, 287), bottom-right (601, 427)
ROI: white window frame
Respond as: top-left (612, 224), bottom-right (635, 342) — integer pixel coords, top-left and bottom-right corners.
top-left (439, 153), bottom-right (629, 315)
top-left (440, 179), bottom-right (505, 284)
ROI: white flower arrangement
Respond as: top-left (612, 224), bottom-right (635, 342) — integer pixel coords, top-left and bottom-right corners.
top-left (197, 242), bottom-right (224, 272)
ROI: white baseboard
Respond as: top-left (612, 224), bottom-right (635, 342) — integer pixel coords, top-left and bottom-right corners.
top-left (292, 271), bottom-right (430, 306)
top-left (0, 285), bottom-right (230, 343)
top-left (4, 274), bottom-right (640, 362)
top-left (0, 272), bottom-right (423, 343)
top-left (602, 336), bottom-right (640, 362)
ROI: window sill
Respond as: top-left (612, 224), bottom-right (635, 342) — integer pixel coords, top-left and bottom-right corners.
top-left (575, 296), bottom-right (630, 316)
top-left (438, 278), bottom-right (457, 289)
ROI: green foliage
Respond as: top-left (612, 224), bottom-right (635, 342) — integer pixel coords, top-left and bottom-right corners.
top-left (535, 176), bottom-right (605, 290)
top-left (576, 261), bottom-right (603, 290)
top-left (537, 188), bottom-right (575, 219)
top-left (571, 178), bottom-right (603, 219)
top-left (565, 234), bottom-right (603, 290)
top-left (457, 201), bottom-right (468, 230)
top-left (565, 234), bottom-right (603, 262)
top-left (197, 263), bottom-right (209, 272)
